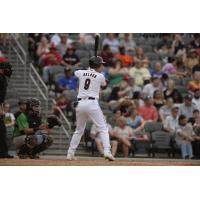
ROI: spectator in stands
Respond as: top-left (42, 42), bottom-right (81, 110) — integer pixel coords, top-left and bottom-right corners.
top-left (192, 64), bottom-right (200, 74)
top-left (108, 109), bottom-right (122, 127)
top-left (191, 116), bottom-right (200, 158)
top-left (3, 103), bottom-right (15, 129)
top-left (127, 106), bottom-right (145, 133)
top-left (155, 33), bottom-right (172, 59)
top-left (160, 73), bottom-right (169, 89)
top-left (176, 58), bottom-right (189, 77)
top-left (129, 60), bottom-right (151, 87)
top-left (138, 96), bottom-right (158, 122)
top-left (142, 77), bottom-right (162, 98)
top-left (115, 46), bottom-right (134, 67)
top-left (171, 89), bottom-right (183, 105)
top-left (61, 47), bottom-right (80, 69)
top-left (108, 60), bottom-right (129, 86)
top-left (184, 49), bottom-right (199, 73)
top-left (179, 94), bottom-right (198, 119)
top-left (102, 33), bottom-right (120, 54)
top-left (36, 36), bottom-right (50, 65)
top-left (99, 44), bottom-right (114, 67)
top-left (163, 79), bottom-right (177, 99)
top-left (108, 82), bottom-right (132, 110)
top-left (3, 103), bottom-right (15, 148)
top-left (112, 116), bottom-right (134, 157)
top-left (153, 89), bottom-right (165, 111)
top-left (171, 34), bottom-right (186, 58)
top-left (53, 94), bottom-right (69, 116)
top-left (117, 97), bottom-right (135, 117)
top-left (175, 115), bottom-right (194, 159)
top-left (42, 44), bottom-right (62, 84)
top-left (192, 89), bottom-right (200, 110)
top-left (90, 121), bottom-right (118, 157)
top-left (151, 62), bottom-right (165, 78)
top-left (127, 77), bottom-right (142, 98)
top-left (57, 68), bottom-right (78, 92)
top-left (162, 57), bottom-right (177, 76)
top-left (141, 58), bottom-right (150, 69)
top-left (163, 106), bottom-right (179, 135)
top-left (50, 33), bottom-right (61, 46)
top-left (159, 97), bottom-right (174, 121)
top-left (134, 47), bottom-right (148, 62)
top-left (120, 33), bottom-right (137, 55)
top-left (190, 33), bottom-right (200, 50)
top-left (188, 109), bottom-right (200, 125)
top-left (187, 71), bottom-right (200, 93)
top-left (57, 34), bottom-right (73, 56)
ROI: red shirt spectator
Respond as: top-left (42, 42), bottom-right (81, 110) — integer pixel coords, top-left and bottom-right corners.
top-left (138, 96), bottom-right (158, 122)
top-left (99, 44), bottom-right (114, 67)
top-left (43, 44), bottom-right (62, 66)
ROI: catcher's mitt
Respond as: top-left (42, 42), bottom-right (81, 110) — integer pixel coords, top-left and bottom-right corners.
top-left (46, 115), bottom-right (62, 129)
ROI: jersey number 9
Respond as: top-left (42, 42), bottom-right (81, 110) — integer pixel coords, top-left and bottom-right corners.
top-left (84, 78), bottom-right (91, 90)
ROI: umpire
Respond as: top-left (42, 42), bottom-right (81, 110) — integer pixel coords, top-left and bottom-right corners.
top-left (0, 59), bottom-right (13, 158)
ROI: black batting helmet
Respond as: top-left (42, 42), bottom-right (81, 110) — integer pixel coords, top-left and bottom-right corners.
top-left (89, 56), bottom-right (105, 68)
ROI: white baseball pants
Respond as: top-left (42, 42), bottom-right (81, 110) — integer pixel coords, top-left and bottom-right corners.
top-left (67, 99), bottom-right (111, 155)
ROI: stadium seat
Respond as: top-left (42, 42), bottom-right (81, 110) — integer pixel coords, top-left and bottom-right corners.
top-left (144, 122), bottom-right (163, 134)
top-left (147, 130), bottom-right (173, 158)
top-left (80, 57), bottom-right (89, 68)
top-left (75, 50), bottom-right (89, 59)
top-left (177, 86), bottom-right (188, 95)
top-left (145, 52), bottom-right (159, 61)
top-left (54, 73), bottom-right (65, 83)
top-left (170, 76), bottom-right (182, 86)
top-left (182, 77), bottom-right (193, 86)
top-left (63, 90), bottom-right (78, 102)
top-left (141, 45), bottom-right (152, 53)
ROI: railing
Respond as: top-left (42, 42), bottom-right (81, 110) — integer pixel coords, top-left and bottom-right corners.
top-left (29, 63), bottom-right (49, 115)
top-left (8, 33), bottom-right (27, 84)
top-left (52, 99), bottom-right (71, 138)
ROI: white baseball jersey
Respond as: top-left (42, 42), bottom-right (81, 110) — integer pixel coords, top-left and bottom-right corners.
top-left (75, 68), bottom-right (106, 99)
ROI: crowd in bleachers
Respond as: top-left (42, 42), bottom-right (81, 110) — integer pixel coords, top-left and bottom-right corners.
top-left (28, 33), bottom-right (200, 159)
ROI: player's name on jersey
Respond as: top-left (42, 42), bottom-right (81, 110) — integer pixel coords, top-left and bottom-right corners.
top-left (83, 72), bottom-right (97, 78)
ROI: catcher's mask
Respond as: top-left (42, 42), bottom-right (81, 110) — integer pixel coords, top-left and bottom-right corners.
top-left (27, 98), bottom-right (41, 116)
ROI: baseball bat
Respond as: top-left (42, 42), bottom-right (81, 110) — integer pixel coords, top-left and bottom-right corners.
top-left (94, 34), bottom-right (100, 57)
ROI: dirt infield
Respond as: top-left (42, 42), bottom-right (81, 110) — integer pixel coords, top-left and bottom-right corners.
top-left (1, 158), bottom-right (200, 166)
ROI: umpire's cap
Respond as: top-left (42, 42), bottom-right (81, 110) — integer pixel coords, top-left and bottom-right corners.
top-left (89, 56), bottom-right (105, 68)
top-left (0, 60), bottom-right (13, 77)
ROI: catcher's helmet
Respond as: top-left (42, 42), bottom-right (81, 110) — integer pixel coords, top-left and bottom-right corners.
top-left (89, 56), bottom-right (105, 68)
top-left (26, 98), bottom-right (41, 115)
top-left (0, 61), bottom-right (13, 77)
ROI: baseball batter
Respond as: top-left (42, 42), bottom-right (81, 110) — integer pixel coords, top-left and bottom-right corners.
top-left (67, 42), bottom-right (115, 161)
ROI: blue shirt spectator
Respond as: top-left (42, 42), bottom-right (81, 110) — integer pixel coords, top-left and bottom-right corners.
top-left (57, 68), bottom-right (78, 91)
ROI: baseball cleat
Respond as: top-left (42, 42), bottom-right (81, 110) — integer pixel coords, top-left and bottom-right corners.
top-left (67, 153), bottom-right (77, 160)
top-left (104, 153), bottom-right (115, 161)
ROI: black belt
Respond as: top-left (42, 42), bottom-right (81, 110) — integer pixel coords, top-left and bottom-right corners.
top-left (78, 97), bottom-right (95, 101)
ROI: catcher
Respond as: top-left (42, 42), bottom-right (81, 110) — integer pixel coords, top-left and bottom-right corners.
top-left (13, 98), bottom-right (61, 159)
